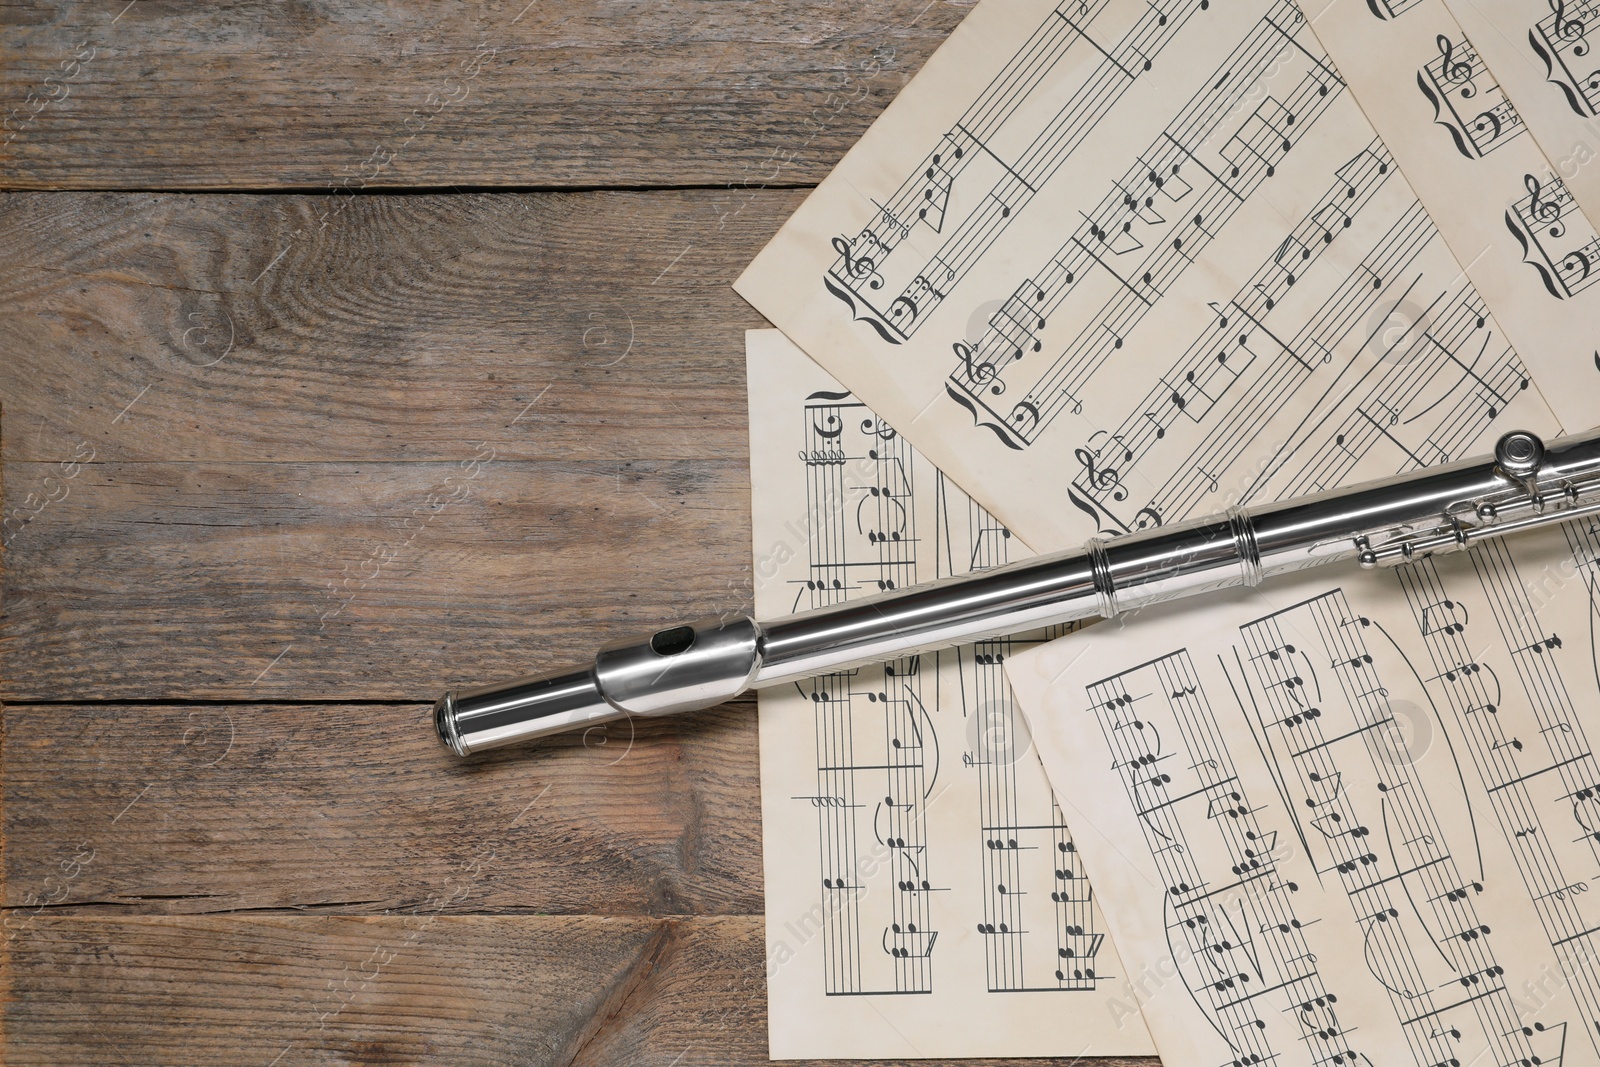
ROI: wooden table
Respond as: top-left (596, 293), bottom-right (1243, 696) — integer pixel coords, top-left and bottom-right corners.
top-left (0, 2), bottom-right (1158, 1063)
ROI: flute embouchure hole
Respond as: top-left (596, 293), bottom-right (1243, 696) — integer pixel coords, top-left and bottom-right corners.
top-left (650, 625), bottom-right (696, 657)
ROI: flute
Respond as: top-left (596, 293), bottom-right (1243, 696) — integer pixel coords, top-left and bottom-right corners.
top-left (434, 427), bottom-right (1600, 756)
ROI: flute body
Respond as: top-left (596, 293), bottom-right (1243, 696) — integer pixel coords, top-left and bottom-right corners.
top-left (435, 428), bottom-right (1600, 756)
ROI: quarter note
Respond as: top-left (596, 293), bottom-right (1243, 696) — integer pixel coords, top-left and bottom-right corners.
top-left (1274, 234), bottom-right (1310, 281)
top-left (917, 155), bottom-right (955, 231)
top-left (1313, 203), bottom-right (1352, 244)
top-left (1420, 599), bottom-right (1466, 635)
top-left (1518, 633), bottom-right (1563, 653)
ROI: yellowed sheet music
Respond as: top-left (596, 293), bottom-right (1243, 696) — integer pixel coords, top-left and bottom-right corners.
top-left (737, 0), bottom-right (1567, 555)
top-left (1295, 0), bottom-right (1600, 430)
top-left (1006, 521), bottom-right (1600, 1067)
top-left (1427, 0), bottom-right (1600, 226)
top-left (748, 330), bottom-right (1155, 1059)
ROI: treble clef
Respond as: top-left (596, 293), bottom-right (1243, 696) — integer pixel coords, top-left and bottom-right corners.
top-left (1074, 445), bottom-right (1129, 502)
top-left (953, 341), bottom-right (1004, 395)
top-left (1436, 35), bottom-right (1475, 96)
top-left (1526, 173), bottom-right (1567, 237)
top-left (831, 235), bottom-right (884, 290)
top-left (1554, 0), bottom-right (1586, 37)
top-left (1551, 0), bottom-right (1590, 51)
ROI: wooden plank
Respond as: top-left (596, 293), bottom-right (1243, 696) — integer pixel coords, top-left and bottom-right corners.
top-left (0, 189), bottom-right (796, 464)
top-left (3, 914), bottom-right (1162, 1066)
top-left (3, 914), bottom-right (667, 1065)
top-left (3, 700), bottom-right (762, 916)
top-left (0, 0), bottom-right (963, 190)
top-left (2, 456), bottom-right (755, 700)
top-left (1, 190), bottom-right (787, 699)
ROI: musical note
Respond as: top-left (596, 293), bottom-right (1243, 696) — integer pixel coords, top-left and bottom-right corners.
top-left (1008, 556), bottom-right (1595, 1067)
top-left (917, 157), bottom-right (955, 231)
top-left (1273, 235), bottom-right (1310, 282)
top-left (1421, 599), bottom-right (1466, 636)
top-left (738, 0), bottom-right (1582, 1045)
top-left (1517, 633), bottom-right (1564, 654)
top-left (1312, 202), bottom-right (1352, 244)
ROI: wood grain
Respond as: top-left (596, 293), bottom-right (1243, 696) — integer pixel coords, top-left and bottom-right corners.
top-left (3, 914), bottom-right (669, 1066)
top-left (0, 189), bottom-right (807, 701)
top-left (2, 914), bottom-right (1160, 1067)
top-left (2, 457), bottom-right (754, 700)
top-left (0, 0), bottom-right (966, 190)
top-left (0, 189), bottom-right (796, 464)
top-left (3, 701), bottom-right (762, 916)
top-left (0, 6), bottom-right (1169, 1060)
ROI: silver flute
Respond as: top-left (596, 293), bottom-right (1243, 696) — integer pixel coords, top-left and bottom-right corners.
top-left (435, 427), bottom-right (1600, 756)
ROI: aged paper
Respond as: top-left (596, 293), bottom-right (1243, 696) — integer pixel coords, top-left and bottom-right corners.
top-left (748, 330), bottom-right (1155, 1059)
top-left (1297, 0), bottom-right (1600, 421)
top-left (1006, 521), bottom-right (1600, 1067)
top-left (737, 0), bottom-right (1571, 555)
top-left (1430, 0), bottom-right (1600, 225)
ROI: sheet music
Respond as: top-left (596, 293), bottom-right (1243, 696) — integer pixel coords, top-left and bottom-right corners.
top-left (1005, 520), bottom-right (1600, 1067)
top-left (1421, 0), bottom-right (1600, 228)
top-left (736, 0), bottom-right (1571, 556)
top-left (747, 330), bottom-right (1156, 1059)
top-left (1295, 0), bottom-right (1600, 427)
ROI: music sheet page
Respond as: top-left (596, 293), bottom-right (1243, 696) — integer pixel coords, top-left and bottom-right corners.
top-left (1006, 522), bottom-right (1600, 1067)
top-left (736, 0), bottom-right (1573, 555)
top-left (1296, 0), bottom-right (1600, 417)
top-left (1430, 0), bottom-right (1600, 225)
top-left (747, 329), bottom-right (1156, 1059)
